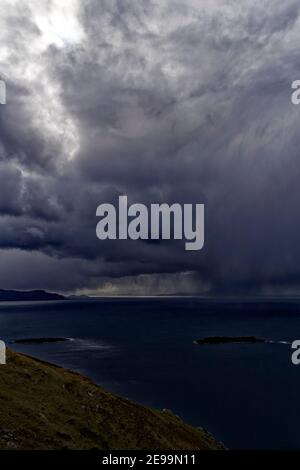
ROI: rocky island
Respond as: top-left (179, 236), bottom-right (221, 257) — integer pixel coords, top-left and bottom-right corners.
top-left (10, 338), bottom-right (70, 345)
top-left (195, 336), bottom-right (265, 345)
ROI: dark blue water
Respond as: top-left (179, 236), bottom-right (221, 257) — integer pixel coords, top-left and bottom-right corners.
top-left (0, 297), bottom-right (299, 449)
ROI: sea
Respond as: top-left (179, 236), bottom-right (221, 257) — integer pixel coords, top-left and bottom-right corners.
top-left (0, 296), bottom-right (299, 449)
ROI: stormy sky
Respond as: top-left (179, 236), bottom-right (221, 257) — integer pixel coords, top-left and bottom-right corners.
top-left (0, 0), bottom-right (300, 296)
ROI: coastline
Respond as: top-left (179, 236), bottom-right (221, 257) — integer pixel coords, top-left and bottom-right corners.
top-left (0, 349), bottom-right (225, 450)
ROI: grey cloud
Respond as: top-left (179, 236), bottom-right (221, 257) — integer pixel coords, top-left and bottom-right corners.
top-left (0, 0), bottom-right (300, 294)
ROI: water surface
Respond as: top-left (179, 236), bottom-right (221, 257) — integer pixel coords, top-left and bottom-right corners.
top-left (0, 297), bottom-right (299, 449)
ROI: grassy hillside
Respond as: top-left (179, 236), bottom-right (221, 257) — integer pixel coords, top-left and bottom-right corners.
top-left (0, 350), bottom-right (224, 450)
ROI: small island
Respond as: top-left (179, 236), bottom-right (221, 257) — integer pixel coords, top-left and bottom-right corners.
top-left (195, 336), bottom-right (265, 345)
top-left (10, 338), bottom-right (70, 345)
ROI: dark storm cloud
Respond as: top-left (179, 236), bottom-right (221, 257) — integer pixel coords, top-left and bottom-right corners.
top-left (0, 0), bottom-right (300, 294)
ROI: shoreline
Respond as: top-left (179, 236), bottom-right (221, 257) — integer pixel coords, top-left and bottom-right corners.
top-left (0, 348), bottom-right (225, 450)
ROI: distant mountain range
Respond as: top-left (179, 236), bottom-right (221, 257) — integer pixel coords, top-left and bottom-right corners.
top-left (0, 289), bottom-right (66, 301)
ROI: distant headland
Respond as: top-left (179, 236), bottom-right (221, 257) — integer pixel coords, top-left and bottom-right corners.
top-left (0, 289), bottom-right (66, 302)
